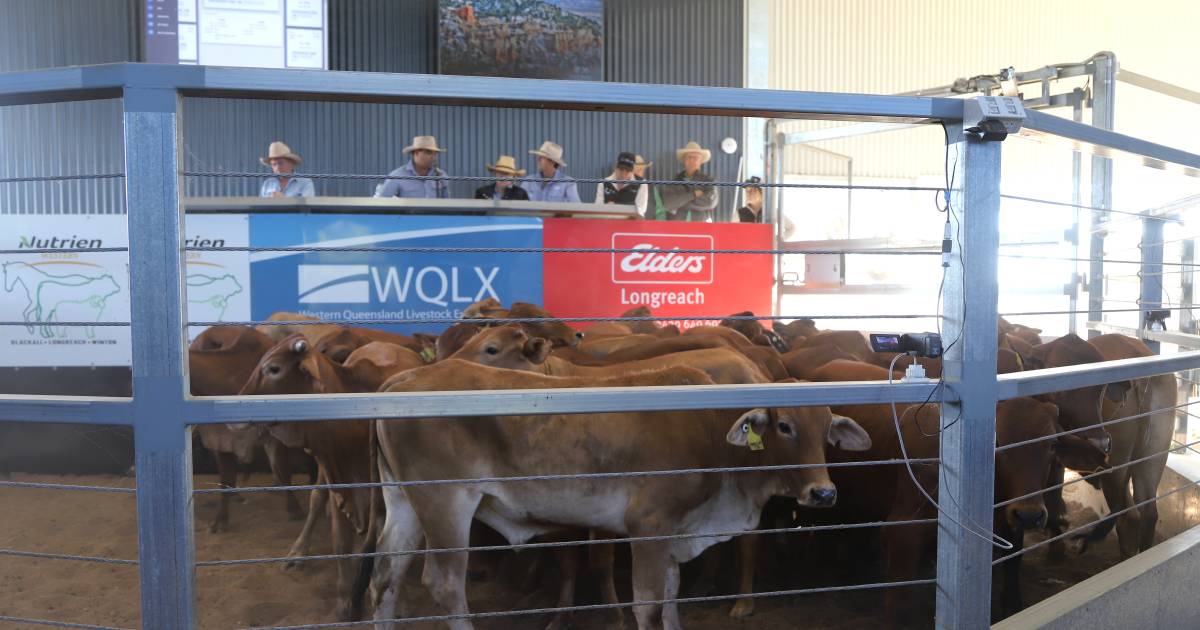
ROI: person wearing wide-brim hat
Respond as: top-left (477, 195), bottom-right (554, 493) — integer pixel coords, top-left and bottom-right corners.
top-left (633, 155), bottom-right (652, 178)
top-left (259, 141), bottom-right (315, 198)
top-left (595, 151), bottom-right (648, 216)
top-left (655, 140), bottom-right (718, 222)
top-left (524, 140), bottom-right (580, 203)
top-left (474, 155), bottom-right (530, 201)
top-left (375, 135), bottom-right (451, 199)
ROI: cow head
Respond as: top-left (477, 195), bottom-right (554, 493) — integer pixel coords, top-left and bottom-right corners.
top-left (773, 318), bottom-right (819, 348)
top-left (1022, 334), bottom-right (1129, 454)
top-left (726, 403), bottom-right (870, 508)
top-left (995, 398), bottom-right (1072, 532)
top-left (450, 325), bottom-right (551, 371)
top-left (508, 302), bottom-right (584, 348)
top-left (238, 335), bottom-right (347, 448)
top-left (621, 305), bottom-right (662, 334)
top-left (313, 327), bottom-right (369, 364)
top-left (721, 311), bottom-right (766, 343)
top-left (436, 322), bottom-right (483, 361)
top-left (462, 297), bottom-right (507, 320)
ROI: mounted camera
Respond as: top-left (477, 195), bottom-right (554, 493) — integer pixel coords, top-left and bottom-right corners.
top-left (962, 95), bottom-right (1026, 141)
top-left (1145, 309), bottom-right (1171, 332)
top-left (869, 332), bottom-right (944, 359)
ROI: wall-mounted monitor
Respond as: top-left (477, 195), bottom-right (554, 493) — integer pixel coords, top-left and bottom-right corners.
top-left (145, 0), bottom-right (328, 69)
top-left (437, 0), bottom-right (604, 81)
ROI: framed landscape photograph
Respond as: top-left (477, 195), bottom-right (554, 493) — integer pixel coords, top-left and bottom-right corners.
top-left (438, 0), bottom-right (604, 81)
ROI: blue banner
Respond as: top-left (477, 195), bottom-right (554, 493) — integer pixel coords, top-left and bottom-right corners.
top-left (250, 214), bottom-right (544, 335)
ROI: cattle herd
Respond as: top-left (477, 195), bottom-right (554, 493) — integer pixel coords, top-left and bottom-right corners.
top-left (186, 299), bottom-right (1176, 629)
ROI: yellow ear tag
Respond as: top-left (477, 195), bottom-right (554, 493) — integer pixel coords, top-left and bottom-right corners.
top-left (420, 346), bottom-right (436, 363)
top-left (746, 425), bottom-right (765, 451)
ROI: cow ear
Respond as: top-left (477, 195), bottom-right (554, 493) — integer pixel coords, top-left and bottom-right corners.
top-left (237, 361), bottom-right (265, 395)
top-left (1105, 380), bottom-right (1132, 402)
top-left (522, 337), bottom-right (552, 364)
top-left (726, 409), bottom-right (770, 447)
top-left (1054, 434), bottom-right (1109, 473)
top-left (299, 353), bottom-right (332, 394)
top-left (827, 414), bottom-right (872, 451)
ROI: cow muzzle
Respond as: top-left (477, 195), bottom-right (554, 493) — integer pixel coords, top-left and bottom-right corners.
top-left (1090, 433), bottom-right (1112, 454)
top-left (800, 485), bottom-right (838, 508)
top-left (1006, 504), bottom-right (1048, 530)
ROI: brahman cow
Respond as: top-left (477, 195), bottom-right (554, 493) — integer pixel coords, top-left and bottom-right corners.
top-left (364, 360), bottom-right (871, 629)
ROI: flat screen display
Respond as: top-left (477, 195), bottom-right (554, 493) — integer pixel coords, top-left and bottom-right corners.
top-left (437, 0), bottom-right (604, 81)
top-left (145, 0), bottom-right (328, 69)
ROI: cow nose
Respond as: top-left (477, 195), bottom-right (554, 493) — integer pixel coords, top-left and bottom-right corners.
top-left (1008, 505), bottom-right (1047, 529)
top-left (574, 331), bottom-right (585, 340)
top-left (1091, 434), bottom-right (1112, 454)
top-left (809, 486), bottom-right (837, 507)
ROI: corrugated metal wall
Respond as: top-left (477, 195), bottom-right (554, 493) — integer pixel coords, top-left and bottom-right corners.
top-left (767, 0), bottom-right (1200, 180)
top-left (0, 0), bottom-right (135, 214)
top-left (0, 0), bottom-right (744, 214)
top-left (185, 0), bottom-right (744, 207)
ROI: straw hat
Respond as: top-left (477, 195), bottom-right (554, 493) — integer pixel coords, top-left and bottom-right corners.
top-left (634, 154), bottom-right (652, 169)
top-left (403, 135), bottom-right (446, 154)
top-left (486, 155), bottom-right (526, 177)
top-left (675, 140), bottom-right (711, 164)
top-left (529, 140), bottom-right (567, 167)
top-left (260, 141), bottom-right (302, 166)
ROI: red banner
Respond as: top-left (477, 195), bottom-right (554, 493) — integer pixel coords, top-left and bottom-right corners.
top-left (543, 218), bottom-right (774, 330)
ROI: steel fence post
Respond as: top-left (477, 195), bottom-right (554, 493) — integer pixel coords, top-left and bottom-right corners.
top-left (1088, 53), bottom-right (1116, 338)
top-left (936, 123), bottom-right (1002, 629)
top-left (124, 85), bottom-right (195, 629)
top-left (1140, 216), bottom-right (1164, 353)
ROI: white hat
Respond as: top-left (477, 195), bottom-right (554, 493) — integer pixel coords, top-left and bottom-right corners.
top-left (675, 140), bottom-right (712, 164)
top-left (634, 154), bottom-right (653, 168)
top-left (529, 140), bottom-right (567, 167)
top-left (486, 155), bottom-right (527, 177)
top-left (403, 135), bottom-right (446, 154)
top-left (260, 141), bottom-right (302, 166)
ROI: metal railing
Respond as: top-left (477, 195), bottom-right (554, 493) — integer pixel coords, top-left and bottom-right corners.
top-left (3, 62), bottom-right (1200, 629)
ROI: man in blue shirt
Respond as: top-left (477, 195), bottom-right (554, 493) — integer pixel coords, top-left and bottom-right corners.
top-left (375, 136), bottom-right (450, 199)
top-left (259, 141), bottom-right (315, 197)
top-left (524, 140), bottom-right (580, 203)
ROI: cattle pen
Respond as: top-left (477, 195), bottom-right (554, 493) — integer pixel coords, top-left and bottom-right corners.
top-left (2, 60), bottom-right (1200, 630)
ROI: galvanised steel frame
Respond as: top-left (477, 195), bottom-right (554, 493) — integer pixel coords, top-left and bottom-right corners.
top-left (2, 63), bottom-right (1200, 629)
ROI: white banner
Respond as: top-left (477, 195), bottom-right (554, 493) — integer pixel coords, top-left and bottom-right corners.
top-left (0, 215), bottom-right (250, 367)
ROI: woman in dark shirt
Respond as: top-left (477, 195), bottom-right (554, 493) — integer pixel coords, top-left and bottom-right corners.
top-left (474, 155), bottom-right (530, 200)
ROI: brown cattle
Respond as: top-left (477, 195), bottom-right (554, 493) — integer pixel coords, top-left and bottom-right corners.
top-left (620, 305), bottom-right (663, 334)
top-left (256, 311), bottom-right (341, 343)
top-left (508, 302), bottom-right (585, 348)
top-left (451, 325), bottom-right (769, 385)
top-left (1021, 333), bottom-right (1130, 454)
top-left (366, 360), bottom-right (870, 628)
top-left (782, 345), bottom-right (860, 380)
top-left (998, 317), bottom-right (1044, 346)
top-left (684, 324), bottom-right (753, 347)
top-left (582, 321), bottom-right (634, 338)
top-left (720, 310), bottom-right (766, 343)
top-left (237, 335), bottom-right (378, 621)
top-left (576, 333), bottom-right (661, 357)
top-left (189, 326), bottom-right (304, 532)
top-left (794, 329), bottom-right (873, 360)
top-left (1076, 334), bottom-right (1176, 558)
top-left (461, 297), bottom-right (507, 320)
top-left (807, 360), bottom-right (1079, 622)
top-left (435, 322), bottom-right (484, 361)
top-left (342, 342), bottom-right (426, 393)
top-left (773, 318), bottom-right (819, 348)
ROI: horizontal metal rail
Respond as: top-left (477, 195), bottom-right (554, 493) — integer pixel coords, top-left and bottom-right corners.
top-left (194, 457), bottom-right (939, 496)
top-left (187, 245), bottom-right (940, 256)
top-left (192, 314), bottom-right (940, 327)
top-left (0, 395), bottom-right (131, 425)
top-left (997, 350), bottom-right (1200, 400)
top-left (0, 479), bottom-right (135, 494)
top-left (0, 173), bottom-right (124, 184)
top-left (0, 247), bottom-right (129, 255)
top-left (198, 517), bottom-right (938, 568)
top-left (0, 548), bottom-right (138, 566)
top-left (243, 579), bottom-right (938, 630)
top-left (184, 170), bottom-right (946, 192)
top-left (0, 615), bottom-right (132, 630)
top-left (186, 380), bottom-right (948, 425)
top-left (999, 193), bottom-right (1164, 220)
top-left (1020, 108), bottom-right (1200, 178)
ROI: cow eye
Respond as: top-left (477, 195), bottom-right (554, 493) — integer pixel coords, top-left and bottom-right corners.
top-left (265, 364), bottom-right (281, 376)
top-left (778, 422), bottom-right (793, 436)
top-left (485, 346), bottom-right (500, 355)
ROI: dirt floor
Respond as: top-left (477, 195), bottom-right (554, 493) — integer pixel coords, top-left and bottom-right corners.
top-left (1, 470), bottom-right (1199, 630)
